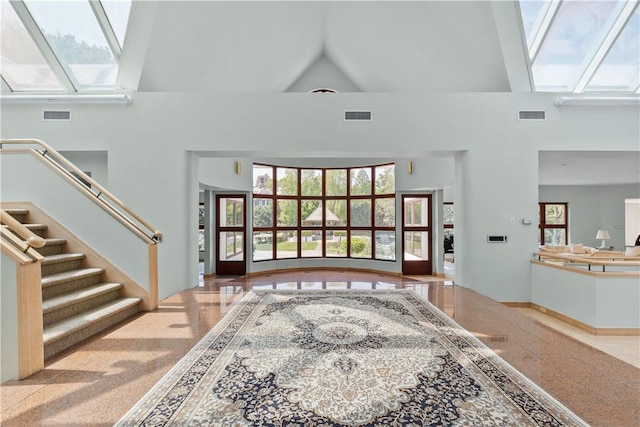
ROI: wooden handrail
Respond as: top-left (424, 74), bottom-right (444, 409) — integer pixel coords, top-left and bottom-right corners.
top-left (534, 252), bottom-right (640, 273)
top-left (0, 139), bottom-right (162, 244)
top-left (1, 210), bottom-right (45, 249)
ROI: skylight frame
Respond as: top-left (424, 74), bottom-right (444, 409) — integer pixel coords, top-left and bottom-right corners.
top-left (2, 0), bottom-right (131, 94)
top-left (574, 1), bottom-right (639, 93)
top-left (8, 0), bottom-right (75, 92)
top-left (520, 0), bottom-right (640, 94)
top-left (89, 0), bottom-right (123, 61)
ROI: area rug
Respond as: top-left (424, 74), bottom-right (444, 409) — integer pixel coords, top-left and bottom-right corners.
top-left (115, 290), bottom-right (587, 426)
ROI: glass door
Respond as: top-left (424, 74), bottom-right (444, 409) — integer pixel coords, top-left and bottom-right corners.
top-left (402, 195), bottom-right (432, 275)
top-left (216, 195), bottom-right (246, 276)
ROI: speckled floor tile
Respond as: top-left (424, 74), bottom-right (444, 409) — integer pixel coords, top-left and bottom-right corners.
top-left (1, 271), bottom-right (638, 426)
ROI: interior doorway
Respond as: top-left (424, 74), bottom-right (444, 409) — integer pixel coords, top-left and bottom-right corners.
top-left (215, 194), bottom-right (246, 276)
top-left (402, 195), bottom-right (433, 275)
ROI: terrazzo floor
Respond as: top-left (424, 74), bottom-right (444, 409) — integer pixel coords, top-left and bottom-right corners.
top-left (1, 270), bottom-right (638, 426)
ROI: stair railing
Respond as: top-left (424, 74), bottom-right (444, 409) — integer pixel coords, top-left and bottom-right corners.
top-left (1, 209), bottom-right (46, 254)
top-left (0, 209), bottom-right (45, 380)
top-left (0, 138), bottom-right (160, 310)
top-left (0, 139), bottom-right (162, 244)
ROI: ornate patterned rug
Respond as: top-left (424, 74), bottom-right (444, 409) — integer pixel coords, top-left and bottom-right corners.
top-left (116, 290), bottom-right (587, 426)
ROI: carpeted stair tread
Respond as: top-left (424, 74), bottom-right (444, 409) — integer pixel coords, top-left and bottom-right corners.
top-left (3, 208), bottom-right (29, 217)
top-left (43, 238), bottom-right (67, 245)
top-left (42, 253), bottom-right (85, 265)
top-left (41, 267), bottom-right (104, 287)
top-left (43, 297), bottom-right (141, 345)
top-left (42, 282), bottom-right (123, 314)
top-left (24, 223), bottom-right (48, 234)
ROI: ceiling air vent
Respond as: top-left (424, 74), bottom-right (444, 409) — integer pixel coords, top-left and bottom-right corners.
top-left (43, 110), bottom-right (71, 121)
top-left (518, 110), bottom-right (546, 121)
top-left (344, 111), bottom-right (372, 121)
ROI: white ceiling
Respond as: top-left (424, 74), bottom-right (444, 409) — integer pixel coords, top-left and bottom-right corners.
top-left (137, 1), bottom-right (516, 93)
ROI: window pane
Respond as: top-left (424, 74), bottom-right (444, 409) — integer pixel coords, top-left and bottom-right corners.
top-left (101, 0), bottom-right (132, 48)
top-left (350, 199), bottom-right (371, 227)
top-left (326, 169), bottom-right (347, 196)
top-left (219, 232), bottom-right (243, 261)
top-left (444, 229), bottom-right (454, 253)
top-left (585, 7), bottom-right (640, 92)
top-left (253, 165), bottom-right (273, 195)
top-left (350, 231), bottom-right (372, 258)
top-left (443, 204), bottom-right (454, 225)
top-left (404, 231), bottom-right (428, 261)
top-left (544, 229), bottom-right (566, 245)
top-left (277, 167), bottom-right (297, 195)
top-left (350, 168), bottom-right (372, 196)
top-left (326, 200), bottom-right (347, 226)
top-left (404, 197), bottom-right (428, 226)
top-left (301, 230), bottom-right (322, 257)
top-left (375, 231), bottom-right (396, 261)
top-left (326, 230), bottom-right (346, 257)
top-left (1, 0), bottom-right (63, 91)
top-left (545, 204), bottom-right (566, 225)
top-left (301, 169), bottom-right (322, 196)
top-left (374, 164), bottom-right (395, 194)
top-left (375, 198), bottom-right (395, 227)
top-left (198, 229), bottom-right (204, 252)
top-left (301, 200), bottom-right (322, 227)
top-left (519, 0), bottom-right (552, 50)
top-left (24, 0), bottom-right (119, 89)
top-left (276, 231), bottom-right (297, 259)
top-left (277, 200), bottom-right (298, 226)
top-left (253, 198), bottom-right (273, 227)
top-left (220, 198), bottom-right (243, 226)
top-left (252, 231), bottom-right (273, 261)
top-left (532, 0), bottom-right (626, 91)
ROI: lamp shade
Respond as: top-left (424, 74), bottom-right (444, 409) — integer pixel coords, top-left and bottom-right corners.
top-left (596, 230), bottom-right (610, 240)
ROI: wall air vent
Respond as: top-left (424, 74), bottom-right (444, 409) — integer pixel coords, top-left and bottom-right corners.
top-left (518, 110), bottom-right (546, 121)
top-left (43, 110), bottom-right (71, 121)
top-left (345, 111), bottom-right (372, 121)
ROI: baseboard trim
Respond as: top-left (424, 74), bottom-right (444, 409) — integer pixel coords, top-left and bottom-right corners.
top-left (502, 301), bottom-right (640, 336)
top-left (244, 266), bottom-right (404, 278)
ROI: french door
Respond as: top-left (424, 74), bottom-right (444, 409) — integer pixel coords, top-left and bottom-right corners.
top-left (402, 195), bottom-right (432, 275)
top-left (215, 195), bottom-right (246, 276)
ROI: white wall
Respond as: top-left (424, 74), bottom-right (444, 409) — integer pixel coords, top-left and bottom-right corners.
top-left (58, 151), bottom-right (108, 187)
top-left (539, 184), bottom-right (640, 250)
top-left (1, 92), bottom-right (638, 302)
top-left (532, 263), bottom-right (640, 328)
top-left (1, 152), bottom-right (152, 291)
top-left (1, 253), bottom-right (19, 382)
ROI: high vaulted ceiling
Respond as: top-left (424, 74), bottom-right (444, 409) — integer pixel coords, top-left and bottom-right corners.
top-left (3, 1), bottom-right (638, 94)
top-left (137, 1), bottom-right (516, 93)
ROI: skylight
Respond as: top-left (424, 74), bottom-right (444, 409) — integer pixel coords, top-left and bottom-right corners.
top-left (519, 0), bottom-right (639, 93)
top-left (1, 0), bottom-right (131, 93)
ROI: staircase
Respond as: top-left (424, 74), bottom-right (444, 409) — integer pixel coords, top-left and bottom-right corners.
top-left (5, 207), bottom-right (142, 360)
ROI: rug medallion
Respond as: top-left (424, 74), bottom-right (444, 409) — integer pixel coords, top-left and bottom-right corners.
top-left (116, 290), bottom-right (587, 426)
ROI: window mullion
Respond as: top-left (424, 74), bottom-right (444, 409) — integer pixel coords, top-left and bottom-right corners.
top-left (529, 0), bottom-right (562, 63)
top-left (89, 0), bottom-right (122, 62)
top-left (573, 1), bottom-right (639, 93)
top-left (1, 77), bottom-right (12, 92)
top-left (10, 0), bottom-right (76, 92)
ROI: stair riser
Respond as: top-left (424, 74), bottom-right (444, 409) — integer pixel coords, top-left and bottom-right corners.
top-left (44, 305), bottom-right (139, 360)
top-left (43, 290), bottom-right (122, 327)
top-left (42, 274), bottom-right (103, 299)
top-left (38, 244), bottom-right (66, 256)
top-left (6, 213), bottom-right (27, 223)
top-left (26, 226), bottom-right (48, 238)
top-left (41, 259), bottom-right (85, 277)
